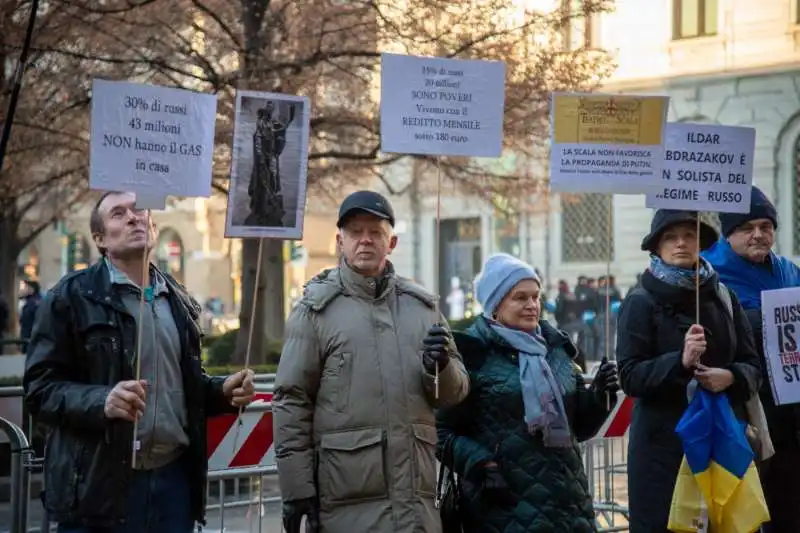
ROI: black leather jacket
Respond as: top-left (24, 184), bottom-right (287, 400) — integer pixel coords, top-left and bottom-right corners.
top-left (23, 261), bottom-right (237, 527)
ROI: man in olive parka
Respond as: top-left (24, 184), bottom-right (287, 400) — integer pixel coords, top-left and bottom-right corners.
top-left (274, 191), bottom-right (470, 533)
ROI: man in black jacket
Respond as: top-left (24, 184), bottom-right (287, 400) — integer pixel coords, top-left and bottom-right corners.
top-left (24, 191), bottom-right (256, 533)
top-left (18, 279), bottom-right (42, 341)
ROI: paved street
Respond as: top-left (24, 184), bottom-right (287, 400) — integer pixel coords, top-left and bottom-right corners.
top-left (0, 442), bottom-right (630, 532)
top-left (0, 499), bottom-right (286, 533)
top-left (203, 501), bottom-right (285, 533)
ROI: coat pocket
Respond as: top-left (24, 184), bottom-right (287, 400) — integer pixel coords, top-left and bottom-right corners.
top-left (43, 431), bottom-right (81, 515)
top-left (318, 428), bottom-right (387, 506)
top-left (320, 352), bottom-right (353, 412)
top-left (412, 423), bottom-right (437, 497)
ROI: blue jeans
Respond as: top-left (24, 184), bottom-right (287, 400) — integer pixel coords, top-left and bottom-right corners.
top-left (57, 455), bottom-right (194, 533)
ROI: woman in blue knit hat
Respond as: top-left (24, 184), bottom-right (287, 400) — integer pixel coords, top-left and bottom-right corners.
top-left (436, 253), bottom-right (619, 532)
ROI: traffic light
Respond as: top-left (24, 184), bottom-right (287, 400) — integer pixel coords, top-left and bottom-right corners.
top-left (65, 233), bottom-right (89, 272)
top-left (290, 242), bottom-right (304, 262)
top-left (66, 233), bottom-right (78, 273)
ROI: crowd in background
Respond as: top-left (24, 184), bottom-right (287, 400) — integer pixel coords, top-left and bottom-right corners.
top-left (549, 274), bottom-right (624, 368)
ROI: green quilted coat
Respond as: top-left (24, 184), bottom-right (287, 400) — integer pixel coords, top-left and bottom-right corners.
top-left (436, 317), bottom-right (611, 533)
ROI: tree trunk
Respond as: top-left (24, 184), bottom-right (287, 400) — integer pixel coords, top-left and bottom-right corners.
top-left (261, 240), bottom-right (285, 339)
top-left (233, 239), bottom-right (286, 364)
top-left (234, 0), bottom-right (286, 365)
top-left (0, 217), bottom-right (20, 351)
top-left (234, 238), bottom-right (264, 364)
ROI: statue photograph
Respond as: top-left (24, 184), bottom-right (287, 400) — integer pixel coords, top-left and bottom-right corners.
top-left (225, 91), bottom-right (311, 240)
top-left (246, 101), bottom-right (295, 227)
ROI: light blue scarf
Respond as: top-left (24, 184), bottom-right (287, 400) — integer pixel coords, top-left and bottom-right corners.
top-left (487, 320), bottom-right (573, 448)
top-left (649, 254), bottom-right (714, 290)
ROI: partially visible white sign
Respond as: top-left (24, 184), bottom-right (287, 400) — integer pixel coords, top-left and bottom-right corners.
top-left (380, 53), bottom-right (505, 157)
top-left (90, 79), bottom-right (217, 199)
top-left (549, 92), bottom-right (669, 194)
top-left (761, 287), bottom-right (800, 406)
top-left (135, 192), bottom-right (168, 210)
top-left (646, 122), bottom-right (755, 213)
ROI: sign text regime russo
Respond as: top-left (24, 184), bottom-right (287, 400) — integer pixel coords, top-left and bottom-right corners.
top-left (655, 130), bottom-right (749, 204)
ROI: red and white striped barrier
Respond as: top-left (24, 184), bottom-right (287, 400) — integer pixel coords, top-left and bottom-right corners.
top-left (205, 389), bottom-right (632, 471)
top-left (597, 391), bottom-right (634, 439)
top-left (206, 392), bottom-right (275, 471)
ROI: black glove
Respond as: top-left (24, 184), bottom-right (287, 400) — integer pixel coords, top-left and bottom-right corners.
top-left (592, 358), bottom-right (620, 402)
top-left (422, 324), bottom-right (454, 373)
top-left (481, 462), bottom-right (516, 507)
top-left (282, 497), bottom-right (320, 533)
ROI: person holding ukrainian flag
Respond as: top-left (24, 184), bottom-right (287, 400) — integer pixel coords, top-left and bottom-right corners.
top-left (616, 210), bottom-right (767, 532)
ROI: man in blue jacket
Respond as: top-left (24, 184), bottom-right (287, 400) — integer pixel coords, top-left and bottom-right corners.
top-left (703, 185), bottom-right (800, 532)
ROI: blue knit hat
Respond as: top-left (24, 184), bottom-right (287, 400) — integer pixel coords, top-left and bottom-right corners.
top-left (475, 253), bottom-right (540, 317)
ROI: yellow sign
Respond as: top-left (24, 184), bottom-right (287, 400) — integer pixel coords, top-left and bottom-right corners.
top-left (552, 94), bottom-right (667, 146)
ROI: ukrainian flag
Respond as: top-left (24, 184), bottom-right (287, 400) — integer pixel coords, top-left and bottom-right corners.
top-left (667, 387), bottom-right (770, 533)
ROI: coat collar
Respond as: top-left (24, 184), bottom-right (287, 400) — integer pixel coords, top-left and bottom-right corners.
top-left (104, 257), bottom-right (169, 297)
top-left (468, 316), bottom-right (575, 356)
top-left (79, 259), bottom-right (198, 318)
top-left (338, 259), bottom-right (396, 301)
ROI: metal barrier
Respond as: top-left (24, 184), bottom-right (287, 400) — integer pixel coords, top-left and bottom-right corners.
top-left (0, 416), bottom-right (32, 533)
top-left (205, 466), bottom-right (281, 532)
top-left (0, 339), bottom-right (28, 358)
top-left (583, 436), bottom-right (630, 532)
top-left (0, 387), bottom-right (24, 398)
top-left (1, 374), bottom-right (631, 532)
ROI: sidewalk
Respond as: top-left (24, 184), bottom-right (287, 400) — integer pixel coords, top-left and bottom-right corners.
top-left (0, 499), bottom-right (285, 533)
top-left (0, 496), bottom-right (49, 533)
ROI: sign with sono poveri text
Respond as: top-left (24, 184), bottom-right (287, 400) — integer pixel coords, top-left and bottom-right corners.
top-left (762, 287), bottom-right (800, 406)
top-left (645, 122), bottom-right (755, 213)
top-left (89, 79), bottom-right (217, 199)
top-left (549, 93), bottom-right (669, 194)
top-left (379, 53), bottom-right (505, 157)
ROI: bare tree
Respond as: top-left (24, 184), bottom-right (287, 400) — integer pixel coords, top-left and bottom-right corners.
top-left (2, 0), bottom-right (613, 358)
top-left (203, 0), bottom-right (615, 362)
top-left (0, 1), bottom-right (95, 332)
top-left (0, 0), bottom-right (222, 335)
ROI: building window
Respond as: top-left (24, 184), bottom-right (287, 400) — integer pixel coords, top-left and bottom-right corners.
top-left (672, 0), bottom-right (718, 40)
top-left (560, 0), bottom-right (600, 50)
top-left (582, 2), bottom-right (600, 49)
top-left (561, 193), bottom-right (613, 263)
top-left (439, 218), bottom-right (482, 319)
top-left (560, 0), bottom-right (572, 50)
top-left (493, 212), bottom-right (521, 257)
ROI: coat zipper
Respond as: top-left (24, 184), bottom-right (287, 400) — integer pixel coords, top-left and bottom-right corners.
top-left (147, 298), bottom-right (160, 466)
top-left (105, 337), bottom-right (121, 446)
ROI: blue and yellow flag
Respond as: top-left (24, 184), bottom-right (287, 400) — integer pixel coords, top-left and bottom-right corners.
top-left (667, 388), bottom-right (770, 533)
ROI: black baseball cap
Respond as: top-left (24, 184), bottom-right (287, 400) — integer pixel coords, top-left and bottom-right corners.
top-left (337, 191), bottom-right (395, 228)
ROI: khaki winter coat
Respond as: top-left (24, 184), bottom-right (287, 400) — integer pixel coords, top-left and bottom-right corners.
top-left (273, 262), bottom-right (470, 533)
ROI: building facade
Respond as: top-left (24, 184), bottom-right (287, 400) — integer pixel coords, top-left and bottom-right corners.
top-left (379, 0), bottom-right (800, 311)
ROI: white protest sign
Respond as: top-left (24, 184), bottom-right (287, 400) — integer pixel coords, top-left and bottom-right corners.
top-left (380, 53), bottom-right (505, 157)
top-left (549, 93), bottom-right (669, 194)
top-left (135, 192), bottom-right (168, 210)
top-left (90, 79), bottom-right (217, 199)
top-left (645, 123), bottom-right (755, 213)
top-left (761, 287), bottom-right (800, 406)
